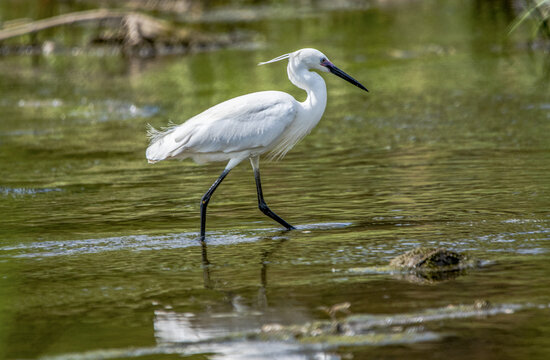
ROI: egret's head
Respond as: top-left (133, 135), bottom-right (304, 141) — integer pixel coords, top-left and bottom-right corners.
top-left (258, 48), bottom-right (368, 91)
top-left (290, 48), bottom-right (331, 72)
top-left (259, 48), bottom-right (368, 92)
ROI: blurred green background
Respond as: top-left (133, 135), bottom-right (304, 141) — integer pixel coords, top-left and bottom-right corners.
top-left (0, 1), bottom-right (549, 359)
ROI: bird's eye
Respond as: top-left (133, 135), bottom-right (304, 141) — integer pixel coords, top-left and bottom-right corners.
top-left (321, 58), bottom-right (327, 63)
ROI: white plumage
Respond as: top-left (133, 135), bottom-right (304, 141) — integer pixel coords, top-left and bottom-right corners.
top-left (146, 91), bottom-right (299, 165)
top-left (146, 48), bottom-right (368, 240)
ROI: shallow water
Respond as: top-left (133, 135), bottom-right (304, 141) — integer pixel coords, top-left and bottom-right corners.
top-left (1, 0), bottom-right (550, 359)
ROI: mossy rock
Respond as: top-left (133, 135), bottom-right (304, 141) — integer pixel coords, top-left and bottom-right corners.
top-left (389, 247), bottom-right (478, 281)
top-left (390, 247), bottom-right (466, 269)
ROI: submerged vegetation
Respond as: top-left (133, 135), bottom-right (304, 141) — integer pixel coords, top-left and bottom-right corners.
top-left (258, 301), bottom-right (527, 346)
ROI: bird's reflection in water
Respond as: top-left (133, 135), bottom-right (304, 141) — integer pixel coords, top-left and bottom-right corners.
top-left (200, 235), bottom-right (288, 307)
top-left (154, 234), bottom-right (329, 357)
top-left (200, 239), bottom-right (212, 289)
top-left (257, 237), bottom-right (287, 308)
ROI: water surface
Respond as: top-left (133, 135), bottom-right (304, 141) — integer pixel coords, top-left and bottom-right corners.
top-left (1, 1), bottom-right (549, 359)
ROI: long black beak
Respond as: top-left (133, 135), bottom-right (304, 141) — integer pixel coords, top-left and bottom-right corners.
top-left (327, 64), bottom-right (368, 92)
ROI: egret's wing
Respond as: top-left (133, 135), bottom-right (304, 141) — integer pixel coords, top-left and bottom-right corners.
top-left (181, 92), bottom-right (297, 153)
top-left (146, 91), bottom-right (297, 162)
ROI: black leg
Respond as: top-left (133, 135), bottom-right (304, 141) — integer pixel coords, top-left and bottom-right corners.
top-left (200, 169), bottom-right (230, 240)
top-left (254, 168), bottom-right (296, 230)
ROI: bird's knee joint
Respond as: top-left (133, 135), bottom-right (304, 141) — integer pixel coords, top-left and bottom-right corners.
top-left (258, 202), bottom-right (269, 213)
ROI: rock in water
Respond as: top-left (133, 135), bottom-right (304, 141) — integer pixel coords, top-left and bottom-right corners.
top-left (390, 247), bottom-right (464, 269)
top-left (389, 247), bottom-right (477, 281)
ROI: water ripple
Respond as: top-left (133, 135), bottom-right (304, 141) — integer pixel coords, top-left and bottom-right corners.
top-left (0, 186), bottom-right (62, 197)
top-left (0, 222), bottom-right (351, 259)
top-left (37, 301), bottom-right (545, 360)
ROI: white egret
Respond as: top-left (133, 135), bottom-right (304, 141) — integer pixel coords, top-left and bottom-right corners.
top-left (146, 48), bottom-right (368, 240)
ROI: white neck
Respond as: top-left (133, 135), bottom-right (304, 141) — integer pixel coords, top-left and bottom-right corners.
top-left (287, 61), bottom-right (327, 124)
top-left (265, 60), bottom-right (329, 159)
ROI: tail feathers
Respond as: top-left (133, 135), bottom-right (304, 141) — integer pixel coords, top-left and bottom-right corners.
top-left (145, 122), bottom-right (179, 163)
top-left (146, 122), bottom-right (177, 143)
